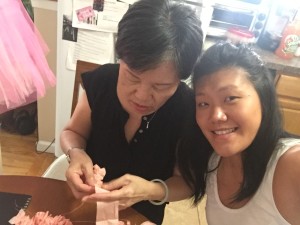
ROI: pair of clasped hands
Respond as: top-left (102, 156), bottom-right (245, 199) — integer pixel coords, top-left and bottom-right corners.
top-left (65, 150), bottom-right (159, 209)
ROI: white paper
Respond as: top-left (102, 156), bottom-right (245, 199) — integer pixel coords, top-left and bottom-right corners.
top-left (118, 0), bottom-right (138, 4)
top-left (72, 0), bottom-right (129, 33)
top-left (63, 0), bottom-right (73, 15)
top-left (66, 29), bottom-right (115, 70)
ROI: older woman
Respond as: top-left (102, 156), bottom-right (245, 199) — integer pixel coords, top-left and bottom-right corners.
top-left (60, 0), bottom-right (203, 223)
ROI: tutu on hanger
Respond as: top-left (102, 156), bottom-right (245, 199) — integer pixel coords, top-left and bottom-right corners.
top-left (0, 0), bottom-right (56, 114)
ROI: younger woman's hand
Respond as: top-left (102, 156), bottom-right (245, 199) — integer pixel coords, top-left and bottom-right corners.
top-left (82, 174), bottom-right (164, 210)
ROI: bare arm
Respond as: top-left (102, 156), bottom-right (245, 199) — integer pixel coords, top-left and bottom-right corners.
top-left (165, 165), bottom-right (193, 201)
top-left (273, 144), bottom-right (300, 224)
top-left (60, 91), bottom-right (91, 154)
top-left (60, 91), bottom-right (95, 198)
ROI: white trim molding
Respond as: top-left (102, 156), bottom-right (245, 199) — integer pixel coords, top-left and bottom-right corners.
top-left (31, 0), bottom-right (57, 11)
top-left (36, 140), bottom-right (55, 154)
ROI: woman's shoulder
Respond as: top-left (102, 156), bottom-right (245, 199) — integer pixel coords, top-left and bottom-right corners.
top-left (82, 64), bottom-right (119, 90)
top-left (82, 63), bottom-right (119, 80)
top-left (178, 81), bottom-right (193, 94)
top-left (273, 140), bottom-right (300, 223)
top-left (275, 138), bottom-right (300, 177)
top-left (276, 141), bottom-right (300, 175)
top-left (172, 82), bottom-right (194, 104)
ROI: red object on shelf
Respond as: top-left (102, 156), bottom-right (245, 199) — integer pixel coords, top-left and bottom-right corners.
top-left (275, 20), bottom-right (300, 59)
top-left (226, 28), bottom-right (255, 45)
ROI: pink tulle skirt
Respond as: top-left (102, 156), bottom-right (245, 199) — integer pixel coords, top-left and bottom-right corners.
top-left (0, 0), bottom-right (56, 114)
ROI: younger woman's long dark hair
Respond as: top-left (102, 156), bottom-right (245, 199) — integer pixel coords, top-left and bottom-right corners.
top-left (176, 100), bottom-right (214, 205)
top-left (178, 42), bottom-right (289, 204)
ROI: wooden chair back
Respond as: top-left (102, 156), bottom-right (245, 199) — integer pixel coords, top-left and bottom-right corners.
top-left (71, 60), bottom-right (100, 116)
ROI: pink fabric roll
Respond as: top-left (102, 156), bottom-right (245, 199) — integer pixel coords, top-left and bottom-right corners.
top-left (93, 165), bottom-right (120, 225)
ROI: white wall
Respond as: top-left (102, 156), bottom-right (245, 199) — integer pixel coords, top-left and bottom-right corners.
top-left (32, 0), bottom-right (57, 153)
top-left (55, 0), bottom-right (77, 156)
top-left (55, 0), bottom-right (116, 156)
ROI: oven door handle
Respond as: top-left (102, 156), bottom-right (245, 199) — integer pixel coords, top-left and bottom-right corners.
top-left (214, 4), bottom-right (255, 15)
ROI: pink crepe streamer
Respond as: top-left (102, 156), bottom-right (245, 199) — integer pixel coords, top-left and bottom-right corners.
top-left (9, 209), bottom-right (72, 225)
top-left (93, 165), bottom-right (120, 225)
top-left (93, 165), bottom-right (157, 225)
top-left (9, 165), bottom-right (155, 225)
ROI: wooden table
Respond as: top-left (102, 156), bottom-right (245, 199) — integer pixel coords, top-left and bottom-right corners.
top-left (0, 175), bottom-right (148, 224)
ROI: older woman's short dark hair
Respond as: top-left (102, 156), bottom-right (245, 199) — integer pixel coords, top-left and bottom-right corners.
top-left (116, 0), bottom-right (203, 80)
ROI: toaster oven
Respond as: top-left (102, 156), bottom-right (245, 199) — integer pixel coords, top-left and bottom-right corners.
top-left (207, 0), bottom-right (271, 42)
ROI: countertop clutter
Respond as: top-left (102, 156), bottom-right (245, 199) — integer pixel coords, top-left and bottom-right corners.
top-left (204, 37), bottom-right (300, 76)
top-left (253, 46), bottom-right (300, 76)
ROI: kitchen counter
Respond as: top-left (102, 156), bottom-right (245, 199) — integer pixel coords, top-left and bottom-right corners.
top-left (252, 46), bottom-right (300, 76)
top-left (204, 38), bottom-right (300, 76)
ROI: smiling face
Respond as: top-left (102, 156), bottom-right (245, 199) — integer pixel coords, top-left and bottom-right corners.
top-left (195, 67), bottom-right (262, 157)
top-left (117, 60), bottom-right (180, 118)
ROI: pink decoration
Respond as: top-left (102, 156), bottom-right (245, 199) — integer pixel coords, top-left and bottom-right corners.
top-left (93, 165), bottom-right (120, 225)
top-left (9, 209), bottom-right (72, 225)
top-left (9, 165), bottom-right (155, 224)
top-left (0, 0), bottom-right (56, 114)
top-left (76, 6), bottom-right (95, 22)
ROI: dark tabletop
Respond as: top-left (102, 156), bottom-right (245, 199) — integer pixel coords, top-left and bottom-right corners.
top-left (0, 175), bottom-right (148, 225)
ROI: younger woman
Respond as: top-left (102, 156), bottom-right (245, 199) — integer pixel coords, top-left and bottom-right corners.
top-left (178, 42), bottom-right (300, 225)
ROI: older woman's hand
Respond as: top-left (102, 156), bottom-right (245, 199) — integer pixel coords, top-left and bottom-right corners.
top-left (65, 149), bottom-right (95, 199)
